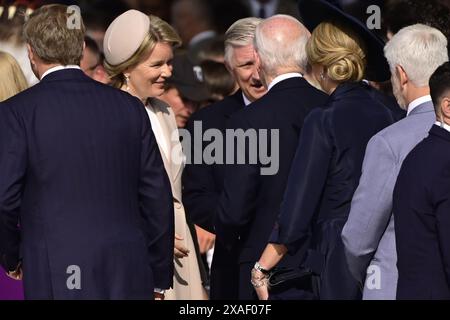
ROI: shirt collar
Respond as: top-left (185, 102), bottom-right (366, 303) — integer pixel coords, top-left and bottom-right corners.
top-left (267, 73), bottom-right (303, 92)
top-left (242, 92), bottom-right (252, 106)
top-left (41, 65), bottom-right (81, 80)
top-left (407, 95), bottom-right (432, 116)
top-left (435, 121), bottom-right (450, 133)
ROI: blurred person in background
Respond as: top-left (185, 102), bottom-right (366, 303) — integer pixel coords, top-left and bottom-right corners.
top-left (0, 2), bottom-right (38, 85)
top-left (77, 0), bottom-right (131, 51)
top-left (0, 51), bottom-right (28, 101)
top-left (80, 36), bottom-right (110, 84)
top-left (197, 36), bottom-right (226, 63)
top-left (384, 0), bottom-right (450, 42)
top-left (0, 51), bottom-right (28, 300)
top-left (104, 10), bottom-right (208, 300)
top-left (201, 59), bottom-right (237, 103)
top-left (132, 0), bottom-right (174, 22)
top-left (242, 0), bottom-right (299, 19)
top-left (170, 0), bottom-right (217, 64)
top-left (80, 36), bottom-right (100, 78)
top-left (159, 52), bottom-right (211, 128)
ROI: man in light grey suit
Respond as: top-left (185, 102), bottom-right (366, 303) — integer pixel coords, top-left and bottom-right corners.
top-left (342, 24), bottom-right (449, 300)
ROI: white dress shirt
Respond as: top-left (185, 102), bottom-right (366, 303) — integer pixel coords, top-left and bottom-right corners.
top-left (407, 95), bottom-right (432, 116)
top-left (41, 65), bottom-right (81, 80)
top-left (267, 72), bottom-right (303, 92)
top-left (242, 92), bottom-right (252, 106)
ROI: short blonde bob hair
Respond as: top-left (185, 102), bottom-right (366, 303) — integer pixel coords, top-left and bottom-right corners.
top-left (306, 21), bottom-right (367, 83)
top-left (0, 51), bottom-right (28, 101)
top-left (105, 15), bottom-right (181, 89)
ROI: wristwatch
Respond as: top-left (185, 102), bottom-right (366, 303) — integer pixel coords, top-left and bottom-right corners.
top-left (253, 261), bottom-right (270, 275)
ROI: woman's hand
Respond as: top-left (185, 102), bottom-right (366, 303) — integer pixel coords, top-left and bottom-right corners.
top-left (251, 267), bottom-right (269, 300)
top-left (6, 262), bottom-right (22, 281)
top-left (254, 283), bottom-right (269, 300)
top-left (174, 233), bottom-right (190, 258)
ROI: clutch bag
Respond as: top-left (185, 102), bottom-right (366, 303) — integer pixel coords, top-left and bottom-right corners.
top-left (267, 266), bottom-right (313, 288)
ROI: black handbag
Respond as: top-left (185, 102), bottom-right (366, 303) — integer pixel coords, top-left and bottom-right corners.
top-left (267, 266), bottom-right (313, 288)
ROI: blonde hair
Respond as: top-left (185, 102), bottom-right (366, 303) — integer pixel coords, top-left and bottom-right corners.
top-left (0, 51), bottom-right (28, 101)
top-left (105, 15), bottom-right (182, 89)
top-left (306, 22), bottom-right (367, 83)
top-left (224, 17), bottom-right (262, 67)
top-left (23, 4), bottom-right (85, 66)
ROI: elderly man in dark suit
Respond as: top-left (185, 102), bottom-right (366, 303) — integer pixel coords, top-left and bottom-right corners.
top-left (214, 14), bottom-right (328, 300)
top-left (393, 62), bottom-right (450, 299)
top-left (342, 24), bottom-right (448, 300)
top-left (182, 17), bottom-right (266, 300)
top-left (0, 4), bottom-right (174, 299)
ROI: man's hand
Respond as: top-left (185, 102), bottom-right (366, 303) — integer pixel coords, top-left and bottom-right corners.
top-left (174, 233), bottom-right (190, 258)
top-left (195, 225), bottom-right (215, 254)
top-left (153, 292), bottom-right (165, 300)
top-left (6, 262), bottom-right (22, 281)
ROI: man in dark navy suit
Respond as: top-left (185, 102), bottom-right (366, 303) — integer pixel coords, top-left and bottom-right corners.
top-left (393, 61), bottom-right (450, 299)
top-left (214, 15), bottom-right (328, 300)
top-left (0, 4), bottom-right (174, 299)
top-left (183, 17), bottom-right (265, 300)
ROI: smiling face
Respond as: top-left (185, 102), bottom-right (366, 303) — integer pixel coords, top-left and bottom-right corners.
top-left (228, 44), bottom-right (266, 102)
top-left (125, 42), bottom-right (174, 101)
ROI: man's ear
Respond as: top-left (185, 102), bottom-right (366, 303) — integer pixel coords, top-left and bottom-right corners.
top-left (26, 44), bottom-right (35, 65)
top-left (440, 96), bottom-right (450, 121)
top-left (396, 65), bottom-right (408, 87)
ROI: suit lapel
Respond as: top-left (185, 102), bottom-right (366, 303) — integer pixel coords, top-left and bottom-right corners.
top-left (149, 98), bottom-right (183, 201)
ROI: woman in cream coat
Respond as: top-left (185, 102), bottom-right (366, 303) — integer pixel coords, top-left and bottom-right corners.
top-left (104, 10), bottom-right (207, 300)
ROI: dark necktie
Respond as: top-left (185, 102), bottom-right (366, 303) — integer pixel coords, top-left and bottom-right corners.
top-left (258, 5), bottom-right (266, 18)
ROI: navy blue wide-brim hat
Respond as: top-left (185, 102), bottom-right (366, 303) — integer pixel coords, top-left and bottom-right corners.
top-left (298, 0), bottom-right (390, 82)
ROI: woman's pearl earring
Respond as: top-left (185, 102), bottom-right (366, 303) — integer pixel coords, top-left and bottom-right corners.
top-left (125, 74), bottom-right (130, 92)
top-left (320, 72), bottom-right (325, 80)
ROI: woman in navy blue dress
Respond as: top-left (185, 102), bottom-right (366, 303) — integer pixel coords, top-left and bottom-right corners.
top-left (251, 0), bottom-right (396, 300)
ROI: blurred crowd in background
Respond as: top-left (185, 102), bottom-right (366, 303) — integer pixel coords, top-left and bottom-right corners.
top-left (1, 0), bottom-right (449, 130)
